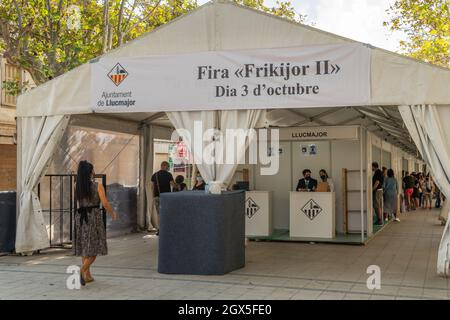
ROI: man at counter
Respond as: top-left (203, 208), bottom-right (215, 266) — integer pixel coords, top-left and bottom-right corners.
top-left (296, 169), bottom-right (318, 192)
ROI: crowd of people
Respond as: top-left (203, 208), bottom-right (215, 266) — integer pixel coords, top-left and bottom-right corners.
top-left (151, 160), bottom-right (445, 231)
top-left (401, 170), bottom-right (443, 211)
top-left (372, 161), bottom-right (444, 226)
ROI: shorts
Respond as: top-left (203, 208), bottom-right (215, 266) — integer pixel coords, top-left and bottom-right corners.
top-left (373, 189), bottom-right (383, 210)
top-left (404, 188), bottom-right (413, 197)
top-left (423, 193), bottom-right (432, 204)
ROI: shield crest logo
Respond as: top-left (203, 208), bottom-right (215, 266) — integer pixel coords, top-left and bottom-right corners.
top-left (301, 199), bottom-right (322, 220)
top-left (108, 63), bottom-right (128, 86)
top-left (245, 197), bottom-right (260, 219)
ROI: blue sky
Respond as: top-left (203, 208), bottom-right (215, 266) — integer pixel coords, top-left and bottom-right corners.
top-left (197, 0), bottom-right (406, 52)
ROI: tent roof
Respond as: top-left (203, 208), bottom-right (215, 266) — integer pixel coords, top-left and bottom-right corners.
top-left (17, 0), bottom-right (450, 119)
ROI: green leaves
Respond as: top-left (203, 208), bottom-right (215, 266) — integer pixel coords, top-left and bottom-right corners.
top-left (2, 79), bottom-right (30, 96)
top-left (1, 0), bottom-right (309, 86)
top-left (233, 0), bottom-right (305, 22)
top-left (385, 0), bottom-right (450, 67)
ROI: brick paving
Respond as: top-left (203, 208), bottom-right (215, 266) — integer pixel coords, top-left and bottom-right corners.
top-left (0, 207), bottom-right (448, 300)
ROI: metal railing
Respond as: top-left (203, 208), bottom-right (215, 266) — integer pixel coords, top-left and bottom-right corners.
top-left (37, 174), bottom-right (106, 248)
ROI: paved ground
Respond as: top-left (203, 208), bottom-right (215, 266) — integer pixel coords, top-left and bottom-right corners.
top-left (0, 207), bottom-right (448, 300)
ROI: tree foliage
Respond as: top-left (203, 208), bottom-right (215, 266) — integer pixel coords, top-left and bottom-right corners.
top-left (0, 0), bottom-right (199, 86)
top-left (385, 0), bottom-right (450, 67)
top-left (0, 0), bottom-right (305, 90)
top-left (233, 0), bottom-right (305, 22)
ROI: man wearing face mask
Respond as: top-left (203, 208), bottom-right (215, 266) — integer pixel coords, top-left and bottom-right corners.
top-left (296, 169), bottom-right (318, 192)
top-left (192, 174), bottom-right (206, 190)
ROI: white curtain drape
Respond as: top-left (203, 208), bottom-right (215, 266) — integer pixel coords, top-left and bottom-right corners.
top-left (15, 115), bottom-right (70, 253)
top-left (167, 111), bottom-right (216, 184)
top-left (142, 124), bottom-right (160, 230)
top-left (217, 110), bottom-right (262, 187)
top-left (398, 104), bottom-right (450, 276)
top-left (167, 110), bottom-right (262, 193)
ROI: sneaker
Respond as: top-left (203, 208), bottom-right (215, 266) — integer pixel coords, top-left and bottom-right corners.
top-left (394, 218), bottom-right (400, 222)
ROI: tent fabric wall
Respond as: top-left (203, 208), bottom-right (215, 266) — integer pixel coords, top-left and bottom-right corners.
top-left (143, 124), bottom-right (158, 230)
top-left (167, 111), bottom-right (215, 184)
top-left (16, 115), bottom-right (70, 253)
top-left (398, 105), bottom-right (450, 199)
top-left (398, 104), bottom-right (450, 276)
top-left (143, 124), bottom-right (175, 230)
top-left (216, 110), bottom-right (263, 187)
top-left (371, 50), bottom-right (450, 106)
top-left (17, 63), bottom-right (91, 117)
top-left (167, 109), bottom-right (262, 192)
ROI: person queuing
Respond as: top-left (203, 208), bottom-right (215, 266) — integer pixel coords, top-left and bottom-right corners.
top-left (151, 161), bottom-right (175, 235)
top-left (383, 169), bottom-right (400, 222)
top-left (418, 173), bottom-right (425, 208)
top-left (296, 169), bottom-right (318, 192)
top-left (192, 174), bottom-right (206, 190)
top-left (402, 171), bottom-right (415, 211)
top-left (412, 173), bottom-right (421, 210)
top-left (174, 175), bottom-right (187, 192)
top-left (435, 184), bottom-right (442, 209)
top-left (74, 160), bottom-right (118, 286)
top-left (422, 175), bottom-right (434, 210)
top-left (372, 162), bottom-right (384, 226)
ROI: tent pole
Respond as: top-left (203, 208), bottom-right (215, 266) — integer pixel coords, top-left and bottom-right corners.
top-left (16, 117), bottom-right (22, 224)
top-left (191, 163), bottom-right (198, 189)
top-left (147, 125), bottom-right (156, 230)
top-left (137, 125), bottom-right (146, 230)
top-left (213, 110), bottom-right (220, 181)
top-left (366, 130), bottom-right (373, 237)
top-left (360, 126), bottom-right (364, 243)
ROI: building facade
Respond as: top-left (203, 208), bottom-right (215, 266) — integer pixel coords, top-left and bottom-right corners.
top-left (0, 54), bottom-right (31, 191)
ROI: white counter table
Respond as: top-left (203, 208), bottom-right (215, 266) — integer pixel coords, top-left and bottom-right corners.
top-left (290, 192), bottom-right (335, 238)
top-left (245, 191), bottom-right (272, 237)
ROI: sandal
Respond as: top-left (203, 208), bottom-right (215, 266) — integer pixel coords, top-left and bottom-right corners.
top-left (79, 270), bottom-right (86, 286)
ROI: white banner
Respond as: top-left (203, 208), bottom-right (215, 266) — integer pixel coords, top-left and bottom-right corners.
top-left (91, 44), bottom-right (371, 113)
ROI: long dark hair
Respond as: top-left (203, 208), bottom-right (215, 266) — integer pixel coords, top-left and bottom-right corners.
top-left (75, 160), bottom-right (94, 201)
top-left (387, 169), bottom-right (394, 177)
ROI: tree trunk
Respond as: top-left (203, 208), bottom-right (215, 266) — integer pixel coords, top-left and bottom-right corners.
top-left (117, 0), bottom-right (126, 47)
top-left (102, 0), bottom-right (110, 54)
top-left (108, 24), bottom-right (113, 51)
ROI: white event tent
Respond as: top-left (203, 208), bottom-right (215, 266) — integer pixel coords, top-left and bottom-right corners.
top-left (15, 0), bottom-right (450, 274)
